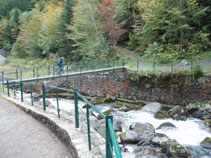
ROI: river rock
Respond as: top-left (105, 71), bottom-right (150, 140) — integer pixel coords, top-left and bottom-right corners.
top-left (96, 109), bottom-right (114, 120)
top-left (154, 110), bottom-right (169, 119)
top-left (120, 130), bottom-right (139, 144)
top-left (142, 102), bottom-right (162, 114)
top-left (138, 133), bottom-right (155, 146)
top-left (151, 133), bottom-right (170, 147)
top-left (160, 139), bottom-right (191, 158)
top-left (134, 145), bottom-right (158, 158)
top-left (169, 106), bottom-right (189, 120)
top-left (156, 122), bottom-right (176, 130)
top-left (191, 109), bottom-right (205, 119)
top-left (200, 137), bottom-right (211, 149)
top-left (186, 104), bottom-right (199, 115)
top-left (113, 121), bottom-right (123, 132)
top-left (129, 122), bottom-right (155, 136)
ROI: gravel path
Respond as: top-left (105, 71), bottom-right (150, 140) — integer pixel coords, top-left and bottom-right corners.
top-left (0, 98), bottom-right (72, 158)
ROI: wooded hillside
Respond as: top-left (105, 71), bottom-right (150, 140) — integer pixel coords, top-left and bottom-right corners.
top-left (0, 0), bottom-right (210, 61)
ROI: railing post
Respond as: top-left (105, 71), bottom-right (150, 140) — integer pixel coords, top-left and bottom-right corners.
top-left (16, 68), bottom-right (18, 79)
top-left (42, 83), bottom-right (46, 111)
top-left (86, 103), bottom-right (91, 150)
top-left (171, 60), bottom-right (173, 72)
top-left (2, 71), bottom-right (4, 93)
top-left (7, 79), bottom-right (9, 97)
top-left (30, 84), bottom-right (33, 106)
top-left (20, 81), bottom-right (23, 102)
top-left (67, 65), bottom-right (69, 76)
top-left (122, 59), bottom-right (125, 67)
top-left (191, 60), bottom-right (193, 73)
top-left (74, 89), bottom-right (79, 128)
top-left (20, 69), bottom-right (22, 80)
top-left (48, 65), bottom-right (51, 76)
top-left (33, 66), bottom-right (35, 78)
top-left (56, 89), bottom-right (60, 119)
top-left (53, 65), bottom-right (55, 77)
top-left (36, 67), bottom-right (39, 82)
top-left (153, 59), bottom-right (155, 71)
top-left (106, 115), bottom-right (113, 158)
top-left (13, 82), bottom-right (15, 99)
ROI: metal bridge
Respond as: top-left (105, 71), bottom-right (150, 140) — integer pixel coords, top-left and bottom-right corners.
top-left (1, 59), bottom-right (125, 84)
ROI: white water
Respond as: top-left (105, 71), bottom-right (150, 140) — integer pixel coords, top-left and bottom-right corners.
top-left (113, 110), bottom-right (211, 146)
top-left (17, 92), bottom-right (211, 157)
top-left (41, 97), bottom-right (211, 147)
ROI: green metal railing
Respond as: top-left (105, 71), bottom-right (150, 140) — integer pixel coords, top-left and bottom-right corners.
top-left (2, 80), bottom-right (122, 158)
top-left (0, 59), bottom-right (125, 81)
top-left (124, 59), bottom-right (211, 73)
top-left (1, 59), bottom-right (210, 83)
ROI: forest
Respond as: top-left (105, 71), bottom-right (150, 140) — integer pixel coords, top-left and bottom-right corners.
top-left (0, 0), bottom-right (210, 61)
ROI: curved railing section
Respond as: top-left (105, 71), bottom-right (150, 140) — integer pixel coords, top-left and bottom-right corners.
top-left (1, 80), bottom-right (122, 158)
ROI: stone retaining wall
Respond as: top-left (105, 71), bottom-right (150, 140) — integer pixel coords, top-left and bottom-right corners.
top-left (63, 70), bottom-right (211, 105)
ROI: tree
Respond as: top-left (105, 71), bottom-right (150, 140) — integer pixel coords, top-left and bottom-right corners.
top-left (99, 0), bottom-right (127, 46)
top-left (128, 0), bottom-right (210, 59)
top-left (57, 0), bottom-right (75, 57)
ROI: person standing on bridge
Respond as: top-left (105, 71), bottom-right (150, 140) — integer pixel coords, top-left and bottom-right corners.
top-left (57, 57), bottom-right (64, 75)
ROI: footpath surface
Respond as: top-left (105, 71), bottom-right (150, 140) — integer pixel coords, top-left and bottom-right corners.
top-left (0, 98), bottom-right (72, 158)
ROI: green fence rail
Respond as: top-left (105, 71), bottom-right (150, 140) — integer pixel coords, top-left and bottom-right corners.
top-left (124, 59), bottom-right (211, 73)
top-left (1, 80), bottom-right (122, 158)
top-left (0, 59), bottom-right (125, 81)
top-left (1, 59), bottom-right (210, 83)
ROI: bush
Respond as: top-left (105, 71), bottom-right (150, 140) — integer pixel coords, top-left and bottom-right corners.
top-left (193, 65), bottom-right (204, 78)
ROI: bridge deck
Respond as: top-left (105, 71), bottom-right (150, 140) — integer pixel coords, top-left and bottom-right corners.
top-left (5, 66), bottom-right (125, 84)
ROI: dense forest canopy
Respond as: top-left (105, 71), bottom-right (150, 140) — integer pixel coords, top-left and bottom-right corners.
top-left (0, 0), bottom-right (210, 61)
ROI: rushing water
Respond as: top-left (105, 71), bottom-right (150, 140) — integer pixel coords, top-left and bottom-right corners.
top-left (21, 93), bottom-right (211, 157)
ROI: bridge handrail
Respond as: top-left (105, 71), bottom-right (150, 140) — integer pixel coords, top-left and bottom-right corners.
top-left (2, 81), bottom-right (122, 158)
top-left (1, 59), bottom-right (124, 80)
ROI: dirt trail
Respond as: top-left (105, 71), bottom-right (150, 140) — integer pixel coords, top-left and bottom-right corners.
top-left (0, 98), bottom-right (72, 158)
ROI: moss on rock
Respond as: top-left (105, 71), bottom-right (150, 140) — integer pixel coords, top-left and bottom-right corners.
top-left (154, 110), bottom-right (169, 119)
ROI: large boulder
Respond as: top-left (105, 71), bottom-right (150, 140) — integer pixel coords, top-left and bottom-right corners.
top-left (129, 122), bottom-right (155, 136)
top-left (156, 138), bottom-right (191, 158)
top-left (200, 137), bottom-right (211, 149)
top-left (142, 102), bottom-right (162, 114)
top-left (156, 122), bottom-right (176, 130)
top-left (164, 142), bottom-right (191, 158)
top-left (191, 109), bottom-right (205, 119)
top-left (168, 106), bottom-right (189, 120)
top-left (154, 110), bottom-right (169, 119)
top-left (151, 133), bottom-right (171, 147)
top-left (134, 145), bottom-right (163, 158)
top-left (185, 104), bottom-right (199, 115)
top-left (120, 130), bottom-right (139, 144)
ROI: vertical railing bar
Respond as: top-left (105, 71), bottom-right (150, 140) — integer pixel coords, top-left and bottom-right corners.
top-left (30, 84), bottom-right (33, 106)
top-left (16, 68), bottom-right (18, 79)
top-left (106, 115), bottom-right (113, 158)
top-left (42, 83), bottom-right (46, 111)
top-left (20, 81), bottom-right (23, 102)
top-left (7, 79), bottom-right (9, 97)
top-left (74, 89), bottom-right (79, 128)
top-left (2, 71), bottom-right (4, 93)
top-left (13, 82), bottom-right (15, 99)
top-left (56, 89), bottom-right (60, 119)
top-left (86, 103), bottom-right (91, 150)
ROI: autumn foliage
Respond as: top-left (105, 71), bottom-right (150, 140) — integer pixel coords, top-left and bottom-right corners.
top-left (99, 0), bottom-right (127, 46)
